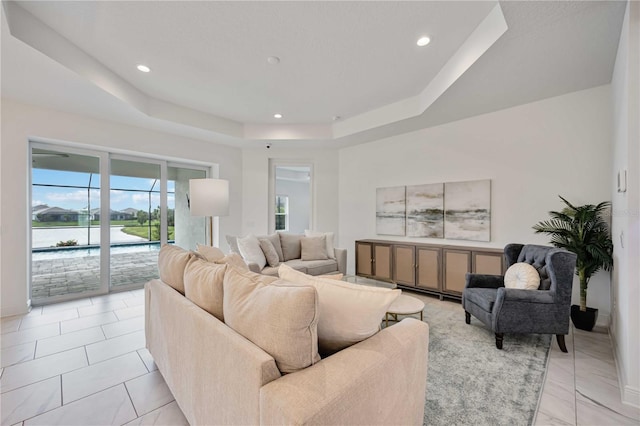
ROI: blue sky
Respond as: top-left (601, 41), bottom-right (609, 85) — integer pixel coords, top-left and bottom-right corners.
top-left (33, 169), bottom-right (175, 211)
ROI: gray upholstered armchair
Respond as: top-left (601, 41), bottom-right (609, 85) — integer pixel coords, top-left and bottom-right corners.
top-left (461, 244), bottom-right (577, 352)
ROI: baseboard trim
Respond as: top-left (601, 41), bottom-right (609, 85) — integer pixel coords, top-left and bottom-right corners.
top-left (596, 312), bottom-right (610, 327)
top-left (622, 385), bottom-right (640, 408)
top-left (610, 327), bottom-right (640, 408)
top-left (0, 303), bottom-right (31, 318)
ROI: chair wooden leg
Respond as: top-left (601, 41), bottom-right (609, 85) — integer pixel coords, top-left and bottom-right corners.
top-left (556, 334), bottom-right (568, 353)
top-left (495, 333), bottom-right (504, 349)
top-left (465, 311), bottom-right (471, 325)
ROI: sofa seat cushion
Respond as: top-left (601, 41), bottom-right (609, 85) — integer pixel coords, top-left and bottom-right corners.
top-left (300, 259), bottom-right (338, 276)
top-left (223, 267), bottom-right (320, 374)
top-left (464, 288), bottom-right (499, 312)
top-left (278, 264), bottom-right (400, 355)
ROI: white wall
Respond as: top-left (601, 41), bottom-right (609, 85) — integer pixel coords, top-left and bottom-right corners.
top-left (0, 99), bottom-right (243, 316)
top-left (339, 85), bottom-right (613, 323)
top-left (241, 147), bottom-right (339, 237)
top-left (610, 1), bottom-right (640, 408)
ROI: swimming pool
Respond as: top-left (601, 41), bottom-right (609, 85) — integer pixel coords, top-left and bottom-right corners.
top-left (32, 242), bottom-right (164, 260)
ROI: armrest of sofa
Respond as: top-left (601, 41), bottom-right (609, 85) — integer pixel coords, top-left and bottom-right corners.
top-left (260, 318), bottom-right (429, 425)
top-left (465, 273), bottom-right (504, 289)
top-left (334, 248), bottom-right (347, 275)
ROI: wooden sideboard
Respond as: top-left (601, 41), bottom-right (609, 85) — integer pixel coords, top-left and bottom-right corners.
top-left (355, 239), bottom-right (506, 300)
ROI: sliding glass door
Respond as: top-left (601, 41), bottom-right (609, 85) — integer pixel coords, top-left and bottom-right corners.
top-left (109, 157), bottom-right (164, 290)
top-left (30, 143), bottom-right (209, 304)
top-left (31, 146), bottom-right (106, 303)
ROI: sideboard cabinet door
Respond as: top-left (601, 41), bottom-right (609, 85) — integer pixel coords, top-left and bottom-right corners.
top-left (356, 242), bottom-right (373, 276)
top-left (443, 249), bottom-right (471, 295)
top-left (472, 251), bottom-right (504, 275)
top-left (416, 247), bottom-right (441, 291)
top-left (373, 244), bottom-right (393, 281)
top-left (393, 245), bottom-right (416, 286)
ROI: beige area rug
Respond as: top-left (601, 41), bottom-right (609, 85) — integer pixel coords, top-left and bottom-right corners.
top-left (413, 294), bottom-right (551, 426)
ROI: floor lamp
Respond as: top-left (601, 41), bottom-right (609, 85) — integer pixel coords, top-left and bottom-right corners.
top-left (189, 178), bottom-right (229, 247)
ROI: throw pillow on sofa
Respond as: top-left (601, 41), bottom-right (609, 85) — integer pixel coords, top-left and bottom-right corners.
top-left (259, 239), bottom-right (280, 267)
top-left (279, 232), bottom-right (303, 261)
top-left (300, 235), bottom-right (329, 261)
top-left (158, 244), bottom-right (193, 294)
top-left (184, 257), bottom-right (227, 321)
top-left (257, 233), bottom-right (285, 262)
top-left (304, 230), bottom-right (336, 259)
top-left (223, 267), bottom-right (320, 374)
top-left (504, 262), bottom-right (541, 290)
top-left (237, 234), bottom-right (267, 270)
top-left (278, 264), bottom-right (401, 355)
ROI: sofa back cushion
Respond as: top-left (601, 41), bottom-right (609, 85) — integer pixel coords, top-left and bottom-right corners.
top-left (195, 244), bottom-right (225, 262)
top-left (279, 233), bottom-right (303, 261)
top-left (223, 267), bottom-right (320, 374)
top-left (278, 264), bottom-right (401, 355)
top-left (517, 245), bottom-right (552, 290)
top-left (184, 257), bottom-right (228, 321)
top-left (158, 244), bottom-right (192, 294)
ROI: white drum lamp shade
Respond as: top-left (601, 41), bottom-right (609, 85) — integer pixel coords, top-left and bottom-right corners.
top-left (189, 178), bottom-right (229, 246)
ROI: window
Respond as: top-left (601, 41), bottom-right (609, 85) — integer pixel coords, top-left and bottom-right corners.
top-left (30, 142), bottom-right (208, 304)
top-left (275, 195), bottom-right (289, 231)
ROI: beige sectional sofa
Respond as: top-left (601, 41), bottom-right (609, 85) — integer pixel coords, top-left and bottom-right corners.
top-left (226, 232), bottom-right (347, 276)
top-left (146, 245), bottom-right (430, 425)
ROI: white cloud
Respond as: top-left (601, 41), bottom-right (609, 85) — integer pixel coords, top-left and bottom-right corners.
top-left (32, 200), bottom-right (46, 206)
top-left (47, 189), bottom-right (100, 203)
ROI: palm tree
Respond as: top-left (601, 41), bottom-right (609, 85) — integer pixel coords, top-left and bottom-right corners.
top-left (533, 196), bottom-right (613, 311)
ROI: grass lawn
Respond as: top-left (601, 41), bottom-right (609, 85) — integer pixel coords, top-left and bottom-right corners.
top-left (121, 225), bottom-right (174, 240)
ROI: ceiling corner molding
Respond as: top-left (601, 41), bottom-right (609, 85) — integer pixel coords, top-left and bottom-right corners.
top-left (417, 3), bottom-right (508, 111)
top-left (333, 3), bottom-right (508, 139)
top-left (244, 123), bottom-right (333, 140)
top-left (3, 1), bottom-right (507, 143)
top-left (3, 0), bottom-right (149, 114)
top-left (148, 100), bottom-right (243, 139)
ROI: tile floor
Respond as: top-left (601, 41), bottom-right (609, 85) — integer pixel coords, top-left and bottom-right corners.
top-left (0, 289), bottom-right (188, 426)
top-left (1, 290), bottom-right (638, 425)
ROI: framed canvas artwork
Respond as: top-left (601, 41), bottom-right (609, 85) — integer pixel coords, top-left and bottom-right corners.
top-left (444, 179), bottom-right (491, 242)
top-left (406, 183), bottom-right (444, 237)
top-left (376, 186), bottom-right (406, 236)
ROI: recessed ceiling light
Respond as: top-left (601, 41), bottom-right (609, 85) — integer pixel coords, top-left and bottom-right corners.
top-left (417, 36), bottom-right (431, 47)
top-left (274, 113), bottom-right (283, 119)
top-left (137, 64), bottom-right (151, 73)
top-left (332, 115), bottom-right (341, 121)
top-left (267, 56), bottom-right (280, 65)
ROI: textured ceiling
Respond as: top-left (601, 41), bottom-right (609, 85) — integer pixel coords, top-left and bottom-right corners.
top-left (1, 1), bottom-right (627, 147)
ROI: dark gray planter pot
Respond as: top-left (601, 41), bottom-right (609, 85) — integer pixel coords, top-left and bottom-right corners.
top-left (571, 305), bottom-right (598, 331)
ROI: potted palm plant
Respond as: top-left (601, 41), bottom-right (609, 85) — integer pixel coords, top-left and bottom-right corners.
top-left (532, 196), bottom-right (613, 331)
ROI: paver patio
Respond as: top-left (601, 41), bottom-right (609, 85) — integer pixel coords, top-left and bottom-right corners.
top-left (31, 251), bottom-right (158, 303)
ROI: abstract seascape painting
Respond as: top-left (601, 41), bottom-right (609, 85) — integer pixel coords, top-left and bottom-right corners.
top-left (444, 179), bottom-right (491, 242)
top-left (406, 183), bottom-right (444, 237)
top-left (376, 186), bottom-right (406, 236)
